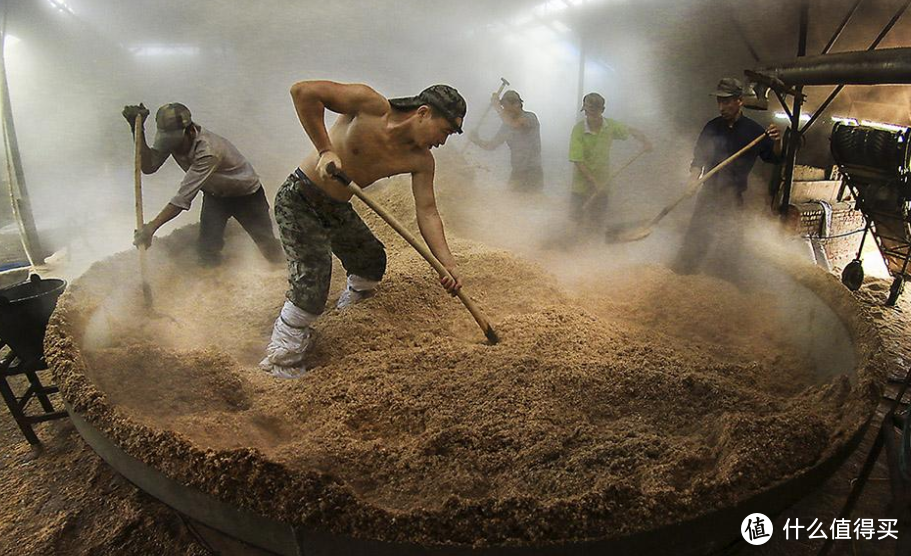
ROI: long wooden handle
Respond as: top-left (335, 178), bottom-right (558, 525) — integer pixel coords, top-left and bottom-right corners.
top-left (134, 115), bottom-right (145, 231)
top-left (581, 149), bottom-right (648, 212)
top-left (328, 164), bottom-right (499, 344)
top-left (648, 132), bottom-right (768, 226)
top-left (461, 79), bottom-right (510, 153)
top-left (134, 114), bottom-right (152, 306)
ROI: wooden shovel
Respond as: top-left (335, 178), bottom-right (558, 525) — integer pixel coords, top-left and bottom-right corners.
top-left (133, 114), bottom-right (153, 308)
top-left (539, 149), bottom-right (648, 250)
top-left (604, 131), bottom-right (768, 244)
top-left (327, 162), bottom-right (499, 345)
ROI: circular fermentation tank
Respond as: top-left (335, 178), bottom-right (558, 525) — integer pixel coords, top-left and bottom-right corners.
top-left (45, 216), bottom-right (884, 556)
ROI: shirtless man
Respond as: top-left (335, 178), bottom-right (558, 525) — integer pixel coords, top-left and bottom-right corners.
top-left (260, 82), bottom-right (467, 378)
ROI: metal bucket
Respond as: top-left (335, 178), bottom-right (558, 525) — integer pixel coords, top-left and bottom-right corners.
top-left (0, 274), bottom-right (66, 363)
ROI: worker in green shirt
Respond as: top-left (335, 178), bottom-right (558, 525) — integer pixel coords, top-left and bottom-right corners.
top-left (568, 92), bottom-right (652, 230)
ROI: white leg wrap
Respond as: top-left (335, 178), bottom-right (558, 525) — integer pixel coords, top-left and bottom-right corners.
top-left (259, 301), bottom-right (317, 375)
top-left (336, 274), bottom-right (380, 309)
top-left (280, 300), bottom-right (317, 328)
top-left (347, 274), bottom-right (380, 292)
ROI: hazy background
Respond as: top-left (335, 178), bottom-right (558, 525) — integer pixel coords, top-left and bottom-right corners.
top-left (3, 0), bottom-right (911, 275)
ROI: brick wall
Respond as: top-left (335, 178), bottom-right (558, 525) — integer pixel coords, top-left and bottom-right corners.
top-left (788, 201), bottom-right (866, 267)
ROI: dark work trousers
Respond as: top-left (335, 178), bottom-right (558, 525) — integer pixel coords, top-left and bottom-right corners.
top-left (508, 166), bottom-right (544, 193)
top-left (198, 187), bottom-right (284, 265)
top-left (671, 184), bottom-right (746, 282)
top-left (570, 190), bottom-right (610, 232)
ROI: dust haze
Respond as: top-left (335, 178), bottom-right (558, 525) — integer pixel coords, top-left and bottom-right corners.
top-left (3, 0), bottom-right (910, 288)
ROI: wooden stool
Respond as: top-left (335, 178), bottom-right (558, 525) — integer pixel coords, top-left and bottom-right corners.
top-left (0, 343), bottom-right (67, 445)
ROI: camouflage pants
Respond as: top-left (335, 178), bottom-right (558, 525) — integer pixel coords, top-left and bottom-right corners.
top-left (274, 170), bottom-right (386, 315)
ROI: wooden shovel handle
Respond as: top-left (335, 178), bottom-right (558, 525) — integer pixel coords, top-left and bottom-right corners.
top-left (134, 114), bottom-right (153, 307)
top-left (649, 131), bottom-right (768, 227)
top-left (134, 115), bottom-right (145, 230)
top-left (327, 163), bottom-right (499, 344)
top-left (581, 149), bottom-right (648, 212)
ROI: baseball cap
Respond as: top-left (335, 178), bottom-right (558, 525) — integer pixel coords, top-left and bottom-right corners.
top-left (388, 85), bottom-right (466, 133)
top-left (501, 90), bottom-right (523, 105)
top-left (581, 92), bottom-right (605, 111)
top-left (711, 78), bottom-right (744, 98)
top-left (153, 103), bottom-right (193, 152)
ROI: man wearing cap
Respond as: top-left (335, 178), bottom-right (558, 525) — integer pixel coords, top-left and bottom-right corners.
top-left (122, 102), bottom-right (283, 266)
top-left (468, 90), bottom-right (543, 192)
top-left (670, 77), bottom-right (783, 278)
top-left (260, 81), bottom-right (466, 379)
top-left (569, 92), bottom-right (652, 230)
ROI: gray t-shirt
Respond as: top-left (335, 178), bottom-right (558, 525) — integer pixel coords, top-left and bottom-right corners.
top-left (491, 112), bottom-right (542, 172)
top-left (168, 126), bottom-right (262, 210)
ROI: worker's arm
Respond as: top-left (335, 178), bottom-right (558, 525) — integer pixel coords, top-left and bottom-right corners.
top-left (122, 104), bottom-right (169, 173)
top-left (135, 125), bottom-right (170, 174)
top-left (411, 158), bottom-right (462, 294)
top-left (135, 152), bottom-right (219, 248)
top-left (569, 123), bottom-right (599, 188)
top-left (574, 161), bottom-right (600, 188)
top-left (499, 111), bottom-right (532, 132)
top-left (688, 124), bottom-right (712, 193)
top-left (628, 127), bottom-right (654, 152)
top-left (690, 123), bottom-right (713, 174)
top-left (766, 123), bottom-right (784, 159)
top-left (134, 203), bottom-right (182, 248)
top-left (490, 92), bottom-right (505, 118)
top-left (469, 124), bottom-right (507, 150)
top-left (289, 81), bottom-right (388, 179)
top-left (586, 125), bottom-right (651, 197)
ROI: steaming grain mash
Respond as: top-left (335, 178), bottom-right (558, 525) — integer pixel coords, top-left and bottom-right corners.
top-left (45, 174), bottom-right (878, 546)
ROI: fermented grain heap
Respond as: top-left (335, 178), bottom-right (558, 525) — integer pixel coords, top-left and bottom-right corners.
top-left (46, 171), bottom-right (881, 547)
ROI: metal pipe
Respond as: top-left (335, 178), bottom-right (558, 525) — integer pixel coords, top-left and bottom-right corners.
top-left (763, 0), bottom-right (911, 88)
top-left (821, 0), bottom-right (863, 55)
top-left (759, 47), bottom-right (911, 86)
top-left (799, 0), bottom-right (911, 133)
